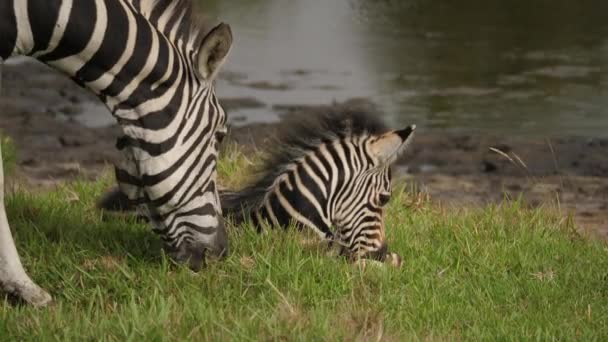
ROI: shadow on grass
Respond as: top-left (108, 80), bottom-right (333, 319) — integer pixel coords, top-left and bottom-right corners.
top-left (5, 180), bottom-right (163, 268)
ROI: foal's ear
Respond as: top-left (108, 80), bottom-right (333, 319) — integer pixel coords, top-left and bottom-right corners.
top-left (197, 22), bottom-right (233, 81)
top-left (369, 125), bottom-right (416, 165)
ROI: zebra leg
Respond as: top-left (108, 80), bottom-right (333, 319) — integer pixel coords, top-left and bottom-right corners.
top-left (0, 62), bottom-right (52, 307)
top-left (0, 141), bottom-right (52, 307)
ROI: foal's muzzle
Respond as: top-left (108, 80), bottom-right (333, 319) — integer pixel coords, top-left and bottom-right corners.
top-left (365, 242), bottom-right (389, 262)
top-left (339, 242), bottom-right (389, 262)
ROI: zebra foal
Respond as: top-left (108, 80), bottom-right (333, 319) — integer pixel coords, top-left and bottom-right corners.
top-left (0, 0), bottom-right (232, 306)
top-left (221, 112), bottom-right (416, 264)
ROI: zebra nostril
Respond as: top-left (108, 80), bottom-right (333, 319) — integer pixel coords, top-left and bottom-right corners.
top-left (163, 242), bottom-right (205, 272)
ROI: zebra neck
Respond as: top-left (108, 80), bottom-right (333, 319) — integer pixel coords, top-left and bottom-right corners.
top-left (254, 183), bottom-right (335, 241)
top-left (6, 0), bottom-right (192, 122)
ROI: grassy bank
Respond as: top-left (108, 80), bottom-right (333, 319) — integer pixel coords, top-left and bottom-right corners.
top-left (1, 145), bottom-right (608, 340)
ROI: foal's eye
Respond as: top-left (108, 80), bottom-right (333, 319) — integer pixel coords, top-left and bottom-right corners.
top-left (378, 193), bottom-right (391, 206)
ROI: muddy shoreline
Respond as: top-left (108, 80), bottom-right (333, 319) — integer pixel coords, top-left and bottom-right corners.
top-left (1, 60), bottom-right (606, 237)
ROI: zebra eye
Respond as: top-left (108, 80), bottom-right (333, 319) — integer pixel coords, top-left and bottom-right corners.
top-left (215, 126), bottom-right (228, 144)
top-left (378, 193), bottom-right (391, 206)
top-left (216, 131), bottom-right (226, 143)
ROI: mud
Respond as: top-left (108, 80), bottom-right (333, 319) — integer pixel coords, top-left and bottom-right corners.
top-left (0, 60), bottom-right (606, 237)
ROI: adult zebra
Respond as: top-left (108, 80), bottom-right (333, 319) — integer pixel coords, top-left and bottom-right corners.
top-left (0, 0), bottom-right (232, 306)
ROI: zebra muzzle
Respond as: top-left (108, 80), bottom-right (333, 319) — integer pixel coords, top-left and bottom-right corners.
top-left (205, 217), bottom-right (230, 260)
top-left (163, 237), bottom-right (228, 272)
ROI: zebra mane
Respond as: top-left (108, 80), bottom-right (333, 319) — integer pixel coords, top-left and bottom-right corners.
top-left (222, 109), bottom-right (388, 219)
top-left (131, 0), bottom-right (208, 51)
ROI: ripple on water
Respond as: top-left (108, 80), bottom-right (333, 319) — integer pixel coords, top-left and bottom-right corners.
top-left (525, 66), bottom-right (601, 79)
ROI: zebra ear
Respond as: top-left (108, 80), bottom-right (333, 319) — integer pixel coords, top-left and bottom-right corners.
top-left (369, 125), bottom-right (416, 165)
top-left (197, 23), bottom-right (233, 81)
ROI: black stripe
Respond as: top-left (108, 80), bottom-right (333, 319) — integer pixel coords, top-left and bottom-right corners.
top-left (115, 35), bottom-right (170, 110)
top-left (0, 0), bottom-right (17, 59)
top-left (27, 0), bottom-right (61, 55)
top-left (76, 0), bottom-right (128, 83)
top-left (326, 143), bottom-right (345, 183)
top-left (340, 183), bottom-right (372, 221)
top-left (303, 154), bottom-right (325, 182)
top-left (118, 91), bottom-right (212, 159)
top-left (211, 92), bottom-right (223, 127)
top-left (312, 148), bottom-right (333, 184)
top-left (132, 116), bottom-right (214, 189)
top-left (295, 160), bottom-right (326, 209)
top-left (174, 160), bottom-right (215, 209)
top-left (102, 5), bottom-right (152, 98)
top-left (115, 62), bottom-right (185, 130)
top-left (182, 89), bottom-right (209, 143)
top-left (39, 0), bottom-right (97, 62)
top-left (149, 0), bottom-right (171, 25)
top-left (278, 172), bottom-right (331, 235)
top-left (148, 151), bottom-right (215, 209)
top-left (131, 0), bottom-right (141, 12)
top-left (356, 240), bottom-right (379, 249)
top-left (177, 222), bottom-right (216, 235)
top-left (266, 191), bottom-right (292, 228)
top-left (362, 137), bottom-right (375, 166)
top-left (302, 154), bottom-right (332, 218)
top-left (165, 5), bottom-right (183, 38)
top-left (325, 141), bottom-right (346, 204)
top-left (157, 203), bottom-right (216, 234)
top-left (339, 140), bottom-right (352, 169)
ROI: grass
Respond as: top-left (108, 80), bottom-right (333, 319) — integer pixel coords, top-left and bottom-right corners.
top-left (1, 134), bottom-right (17, 177)
top-left (1, 146), bottom-right (608, 340)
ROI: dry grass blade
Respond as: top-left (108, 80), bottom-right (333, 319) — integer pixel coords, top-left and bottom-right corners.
top-left (511, 152), bottom-right (529, 171)
top-left (489, 147), bottom-right (533, 178)
top-left (265, 278), bottom-right (295, 315)
top-left (489, 147), bottom-right (516, 165)
top-left (545, 138), bottom-right (564, 189)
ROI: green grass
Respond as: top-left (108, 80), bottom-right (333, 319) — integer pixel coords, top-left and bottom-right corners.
top-left (1, 148), bottom-right (608, 340)
top-left (1, 134), bottom-right (17, 177)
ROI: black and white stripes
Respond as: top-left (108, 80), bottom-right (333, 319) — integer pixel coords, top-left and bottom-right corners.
top-left (223, 112), bottom-right (416, 261)
top-left (1, 0), bottom-right (233, 274)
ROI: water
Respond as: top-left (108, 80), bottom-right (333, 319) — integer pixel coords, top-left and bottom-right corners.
top-left (203, 0), bottom-right (608, 137)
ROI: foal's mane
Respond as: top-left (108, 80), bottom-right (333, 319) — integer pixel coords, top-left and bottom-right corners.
top-left (222, 110), bottom-right (388, 218)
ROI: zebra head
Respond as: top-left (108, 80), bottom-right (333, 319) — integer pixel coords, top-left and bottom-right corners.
top-left (223, 111), bottom-right (416, 264)
top-left (331, 125), bottom-right (416, 261)
top-left (115, 23), bottom-right (233, 271)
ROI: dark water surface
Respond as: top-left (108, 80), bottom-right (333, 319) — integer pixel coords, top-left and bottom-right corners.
top-left (203, 0), bottom-right (608, 137)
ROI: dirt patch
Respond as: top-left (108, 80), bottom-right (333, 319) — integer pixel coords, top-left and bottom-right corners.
top-left (1, 60), bottom-right (606, 237)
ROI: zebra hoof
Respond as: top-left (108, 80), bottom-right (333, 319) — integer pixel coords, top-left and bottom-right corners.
top-left (20, 286), bottom-right (52, 307)
top-left (3, 280), bottom-right (52, 307)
